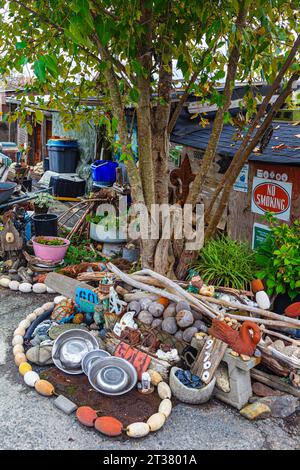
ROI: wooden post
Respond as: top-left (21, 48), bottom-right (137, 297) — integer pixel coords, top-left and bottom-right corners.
top-left (191, 336), bottom-right (228, 384)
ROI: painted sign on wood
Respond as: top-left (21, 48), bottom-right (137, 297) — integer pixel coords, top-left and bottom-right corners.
top-left (251, 177), bottom-right (292, 221)
top-left (191, 336), bottom-right (227, 384)
top-left (75, 286), bottom-right (98, 313)
top-left (114, 342), bottom-right (151, 380)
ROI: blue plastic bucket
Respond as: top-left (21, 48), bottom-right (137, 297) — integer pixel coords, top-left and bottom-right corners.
top-left (91, 160), bottom-right (118, 184)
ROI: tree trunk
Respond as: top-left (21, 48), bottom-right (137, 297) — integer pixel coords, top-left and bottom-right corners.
top-left (136, 2), bottom-right (155, 209)
top-left (152, 60), bottom-right (172, 205)
top-left (186, 2), bottom-right (248, 208)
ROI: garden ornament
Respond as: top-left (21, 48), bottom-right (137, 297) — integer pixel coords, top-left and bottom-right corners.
top-left (208, 319), bottom-right (261, 356)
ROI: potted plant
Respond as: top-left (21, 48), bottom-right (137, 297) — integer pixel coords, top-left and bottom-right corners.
top-left (255, 214), bottom-right (300, 313)
top-left (32, 236), bottom-right (70, 262)
top-left (87, 212), bottom-right (127, 243)
top-left (33, 192), bottom-right (54, 214)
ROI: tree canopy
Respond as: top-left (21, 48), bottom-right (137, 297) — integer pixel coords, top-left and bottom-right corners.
top-left (0, 0), bottom-right (299, 275)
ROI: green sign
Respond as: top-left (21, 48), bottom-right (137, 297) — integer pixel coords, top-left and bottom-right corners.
top-left (252, 223), bottom-right (271, 250)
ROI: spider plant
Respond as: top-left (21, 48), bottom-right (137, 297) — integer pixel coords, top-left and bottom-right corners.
top-left (192, 235), bottom-right (257, 290)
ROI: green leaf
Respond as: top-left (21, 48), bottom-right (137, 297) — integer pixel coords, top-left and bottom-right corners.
top-left (129, 87), bottom-right (140, 103)
top-left (33, 59), bottom-right (46, 82)
top-left (43, 55), bottom-right (58, 78)
top-left (16, 41), bottom-right (26, 50)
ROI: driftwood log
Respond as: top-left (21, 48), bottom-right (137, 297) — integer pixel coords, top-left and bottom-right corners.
top-left (250, 369), bottom-right (300, 398)
top-left (194, 293), bottom-right (300, 328)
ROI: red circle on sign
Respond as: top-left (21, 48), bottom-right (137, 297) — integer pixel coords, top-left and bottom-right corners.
top-left (253, 182), bottom-right (290, 214)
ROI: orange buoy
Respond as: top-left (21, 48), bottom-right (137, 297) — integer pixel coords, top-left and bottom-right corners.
top-left (94, 416), bottom-right (123, 436)
top-left (76, 406), bottom-right (98, 427)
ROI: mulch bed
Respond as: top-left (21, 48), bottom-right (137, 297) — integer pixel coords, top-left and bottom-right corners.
top-left (41, 367), bottom-right (162, 427)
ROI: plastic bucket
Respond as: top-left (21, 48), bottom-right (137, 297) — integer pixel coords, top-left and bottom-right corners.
top-left (91, 160), bottom-right (118, 184)
top-left (32, 213), bottom-right (58, 237)
top-left (47, 146), bottom-right (79, 173)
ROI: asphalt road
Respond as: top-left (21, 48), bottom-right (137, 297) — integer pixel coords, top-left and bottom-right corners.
top-left (0, 288), bottom-right (299, 450)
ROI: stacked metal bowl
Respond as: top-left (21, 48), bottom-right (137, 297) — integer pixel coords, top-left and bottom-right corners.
top-left (52, 330), bottom-right (137, 395)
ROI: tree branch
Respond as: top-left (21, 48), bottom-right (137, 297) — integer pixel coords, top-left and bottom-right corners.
top-left (168, 46), bottom-right (218, 134)
top-left (185, 2), bottom-right (248, 208)
top-left (11, 0), bottom-right (101, 65)
top-left (205, 32), bottom-right (300, 223)
top-left (205, 72), bottom-right (299, 239)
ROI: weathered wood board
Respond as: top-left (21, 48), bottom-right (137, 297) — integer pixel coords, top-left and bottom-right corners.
top-left (45, 272), bottom-right (94, 300)
top-left (191, 336), bottom-right (228, 384)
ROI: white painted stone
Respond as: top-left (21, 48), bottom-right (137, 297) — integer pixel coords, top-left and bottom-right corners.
top-left (54, 296), bottom-right (66, 304)
top-left (42, 302), bottom-right (55, 311)
top-left (33, 307), bottom-right (44, 316)
top-left (12, 335), bottom-right (24, 346)
top-left (27, 313), bottom-right (37, 322)
top-left (9, 280), bottom-right (20, 291)
top-left (13, 344), bottom-right (24, 355)
top-left (18, 282), bottom-right (32, 293)
top-left (0, 278), bottom-right (11, 288)
top-left (13, 327), bottom-right (26, 337)
top-left (255, 291), bottom-right (271, 310)
top-left (32, 283), bottom-right (47, 294)
top-left (24, 371), bottom-right (40, 387)
top-left (19, 319), bottom-right (30, 329)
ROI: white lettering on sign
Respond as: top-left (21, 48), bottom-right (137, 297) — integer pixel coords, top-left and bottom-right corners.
top-left (251, 177), bottom-right (292, 222)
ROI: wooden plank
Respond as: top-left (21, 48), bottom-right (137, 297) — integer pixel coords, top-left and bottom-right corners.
top-left (250, 369), bottom-right (300, 398)
top-left (45, 272), bottom-right (94, 300)
top-left (191, 336), bottom-right (227, 384)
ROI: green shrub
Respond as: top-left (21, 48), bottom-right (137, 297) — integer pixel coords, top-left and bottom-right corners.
top-left (192, 235), bottom-right (257, 290)
top-left (255, 214), bottom-right (300, 300)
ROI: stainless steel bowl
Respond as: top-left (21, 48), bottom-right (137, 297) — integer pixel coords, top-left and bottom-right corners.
top-left (81, 349), bottom-right (111, 376)
top-left (88, 357), bottom-right (138, 396)
top-left (52, 329), bottom-right (99, 375)
top-left (96, 365), bottom-right (128, 392)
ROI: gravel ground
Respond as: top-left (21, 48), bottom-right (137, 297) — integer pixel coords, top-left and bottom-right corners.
top-left (0, 288), bottom-right (299, 451)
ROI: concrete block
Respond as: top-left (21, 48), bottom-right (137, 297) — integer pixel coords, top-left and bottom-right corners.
top-left (214, 348), bottom-right (258, 410)
top-left (54, 395), bottom-right (77, 415)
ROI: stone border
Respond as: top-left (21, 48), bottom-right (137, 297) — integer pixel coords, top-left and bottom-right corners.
top-left (12, 300), bottom-right (173, 438)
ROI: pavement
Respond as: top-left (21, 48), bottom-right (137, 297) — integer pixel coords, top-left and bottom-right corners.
top-left (0, 288), bottom-right (299, 450)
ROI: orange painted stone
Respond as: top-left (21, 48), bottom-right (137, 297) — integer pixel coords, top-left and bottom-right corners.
top-left (251, 279), bottom-right (264, 293)
top-left (94, 416), bottom-right (123, 436)
top-left (73, 313), bottom-right (84, 324)
top-left (157, 297), bottom-right (169, 308)
top-left (284, 302), bottom-right (300, 318)
top-left (76, 406), bottom-right (98, 427)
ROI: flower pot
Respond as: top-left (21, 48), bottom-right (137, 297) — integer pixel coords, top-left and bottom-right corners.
top-left (34, 204), bottom-right (49, 214)
top-left (89, 222), bottom-right (127, 243)
top-left (169, 367), bottom-right (216, 404)
top-left (32, 236), bottom-right (70, 262)
top-left (32, 213), bottom-right (58, 237)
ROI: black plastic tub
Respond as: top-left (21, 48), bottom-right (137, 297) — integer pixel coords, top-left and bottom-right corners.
top-left (32, 213), bottom-right (58, 237)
